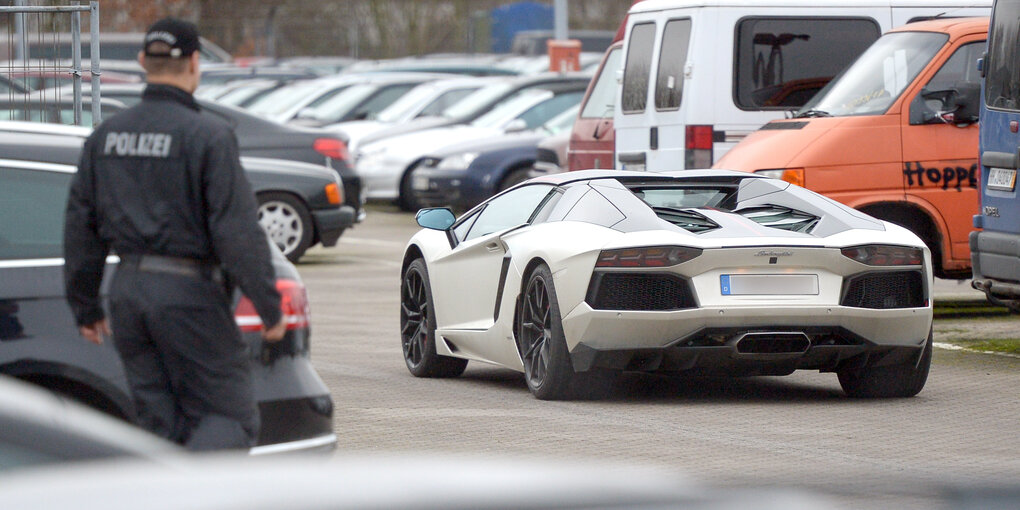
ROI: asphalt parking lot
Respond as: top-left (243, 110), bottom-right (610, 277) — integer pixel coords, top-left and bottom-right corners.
top-left (299, 205), bottom-right (1019, 509)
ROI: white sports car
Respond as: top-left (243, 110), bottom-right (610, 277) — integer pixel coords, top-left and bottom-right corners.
top-left (401, 170), bottom-right (934, 400)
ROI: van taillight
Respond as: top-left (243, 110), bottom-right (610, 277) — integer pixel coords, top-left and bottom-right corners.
top-left (235, 279), bottom-right (310, 333)
top-left (314, 138), bottom-right (350, 162)
top-left (685, 125), bottom-right (714, 168)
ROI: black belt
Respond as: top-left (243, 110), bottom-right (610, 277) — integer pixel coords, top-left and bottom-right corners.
top-left (120, 254), bottom-right (221, 281)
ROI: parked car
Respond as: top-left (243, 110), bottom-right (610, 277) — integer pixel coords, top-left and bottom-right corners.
top-left (245, 72), bottom-right (445, 126)
top-left (403, 170), bottom-right (933, 400)
top-left (716, 17), bottom-right (986, 279)
top-left (973, 0), bottom-right (1020, 311)
top-left (0, 375), bottom-right (183, 471)
top-left (0, 121), bottom-right (352, 262)
top-left (349, 73), bottom-right (594, 153)
top-left (613, 0), bottom-right (990, 171)
top-left (2, 69), bottom-right (141, 90)
top-left (84, 84), bottom-right (365, 227)
top-left (326, 76), bottom-right (496, 149)
top-left (0, 138), bottom-right (337, 452)
top-left (0, 31), bottom-right (232, 65)
top-left (531, 129), bottom-right (571, 177)
top-left (357, 80), bottom-right (588, 209)
top-left (198, 66), bottom-right (318, 86)
top-left (409, 104), bottom-right (579, 210)
top-left (0, 95), bottom-right (126, 125)
top-left (566, 41), bottom-right (622, 171)
top-left (287, 73), bottom-right (453, 128)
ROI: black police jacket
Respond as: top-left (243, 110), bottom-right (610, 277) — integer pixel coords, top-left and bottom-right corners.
top-left (64, 84), bottom-right (282, 328)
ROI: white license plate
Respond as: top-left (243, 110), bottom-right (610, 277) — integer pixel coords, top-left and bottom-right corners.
top-left (720, 274), bottom-right (819, 296)
top-left (411, 175), bottom-right (430, 191)
top-left (987, 167), bottom-right (1017, 192)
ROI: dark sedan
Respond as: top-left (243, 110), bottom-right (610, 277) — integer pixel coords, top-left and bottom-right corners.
top-left (409, 104), bottom-right (579, 211)
top-left (0, 152), bottom-right (336, 454)
top-left (76, 84), bottom-right (365, 225)
top-left (0, 122), bottom-right (352, 262)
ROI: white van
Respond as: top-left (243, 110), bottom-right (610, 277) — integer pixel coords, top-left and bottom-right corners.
top-left (614, 0), bottom-right (990, 172)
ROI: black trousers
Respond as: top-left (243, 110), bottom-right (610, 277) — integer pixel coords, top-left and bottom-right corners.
top-left (108, 264), bottom-right (258, 450)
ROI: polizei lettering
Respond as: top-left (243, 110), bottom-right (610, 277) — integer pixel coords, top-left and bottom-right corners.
top-left (903, 161), bottom-right (977, 191)
top-left (103, 132), bottom-right (173, 157)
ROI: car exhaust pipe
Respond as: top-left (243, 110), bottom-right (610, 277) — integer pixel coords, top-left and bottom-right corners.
top-left (730, 332), bottom-right (811, 359)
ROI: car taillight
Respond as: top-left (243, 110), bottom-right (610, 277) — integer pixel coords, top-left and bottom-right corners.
top-left (841, 245), bottom-right (923, 266)
top-left (755, 168), bottom-right (805, 187)
top-left (314, 138), bottom-right (350, 162)
top-left (325, 182), bottom-right (343, 205)
top-left (685, 125), bottom-right (714, 168)
top-left (235, 278), bottom-right (310, 332)
top-left (596, 246), bottom-right (702, 268)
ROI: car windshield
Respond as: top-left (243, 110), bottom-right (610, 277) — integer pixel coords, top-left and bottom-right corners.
top-left (247, 81), bottom-right (335, 116)
top-left (470, 89), bottom-right (553, 128)
top-left (375, 83), bottom-right (441, 123)
top-left (796, 31), bottom-right (948, 117)
top-left (441, 82), bottom-right (513, 119)
top-left (301, 84), bottom-right (377, 121)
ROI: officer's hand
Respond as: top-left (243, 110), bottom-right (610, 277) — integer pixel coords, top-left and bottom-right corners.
top-left (80, 319), bottom-right (111, 345)
top-left (262, 318), bottom-right (287, 343)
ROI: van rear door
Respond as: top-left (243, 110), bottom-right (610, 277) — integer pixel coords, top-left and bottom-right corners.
top-left (616, 14), bottom-right (695, 171)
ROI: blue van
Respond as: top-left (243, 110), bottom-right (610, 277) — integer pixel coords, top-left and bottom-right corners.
top-left (975, 0), bottom-right (1020, 311)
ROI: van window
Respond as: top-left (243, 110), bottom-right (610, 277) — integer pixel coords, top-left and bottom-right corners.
top-left (734, 17), bottom-right (881, 110)
top-left (581, 47), bottom-right (623, 119)
top-left (622, 23), bottom-right (656, 114)
top-left (655, 19), bottom-right (693, 111)
top-left (986, 0), bottom-right (1020, 110)
top-left (911, 41), bottom-right (984, 125)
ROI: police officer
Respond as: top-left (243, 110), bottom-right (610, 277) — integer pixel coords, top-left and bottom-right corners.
top-left (64, 18), bottom-right (286, 450)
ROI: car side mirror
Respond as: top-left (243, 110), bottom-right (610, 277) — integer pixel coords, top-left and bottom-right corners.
top-left (916, 83), bottom-right (980, 126)
top-left (296, 107), bottom-right (317, 120)
top-left (415, 208), bottom-right (456, 231)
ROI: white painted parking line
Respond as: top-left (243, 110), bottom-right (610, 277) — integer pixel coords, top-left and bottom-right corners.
top-left (340, 237), bottom-right (407, 249)
top-left (934, 342), bottom-right (1020, 359)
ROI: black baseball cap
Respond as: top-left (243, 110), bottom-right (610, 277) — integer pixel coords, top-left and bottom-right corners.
top-left (143, 17), bottom-right (200, 58)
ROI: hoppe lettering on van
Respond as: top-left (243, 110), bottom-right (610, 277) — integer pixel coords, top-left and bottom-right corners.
top-left (902, 162), bottom-right (978, 191)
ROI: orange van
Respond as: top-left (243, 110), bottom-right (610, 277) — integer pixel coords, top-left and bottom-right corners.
top-left (715, 17), bottom-right (986, 278)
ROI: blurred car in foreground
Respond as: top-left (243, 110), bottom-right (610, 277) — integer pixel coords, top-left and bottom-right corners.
top-left (0, 128), bottom-right (337, 453)
top-left (0, 375), bottom-right (182, 472)
top-left (0, 453), bottom-right (842, 510)
top-left (402, 170), bottom-right (934, 400)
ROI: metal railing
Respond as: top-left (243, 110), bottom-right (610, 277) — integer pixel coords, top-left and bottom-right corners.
top-left (0, 1), bottom-right (100, 126)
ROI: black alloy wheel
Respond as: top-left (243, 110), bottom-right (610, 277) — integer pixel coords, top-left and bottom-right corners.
top-left (400, 258), bottom-right (467, 378)
top-left (516, 264), bottom-right (578, 400)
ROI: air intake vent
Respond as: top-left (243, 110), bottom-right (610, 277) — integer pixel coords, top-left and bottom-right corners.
top-left (587, 273), bottom-right (696, 311)
top-left (841, 270), bottom-right (924, 309)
